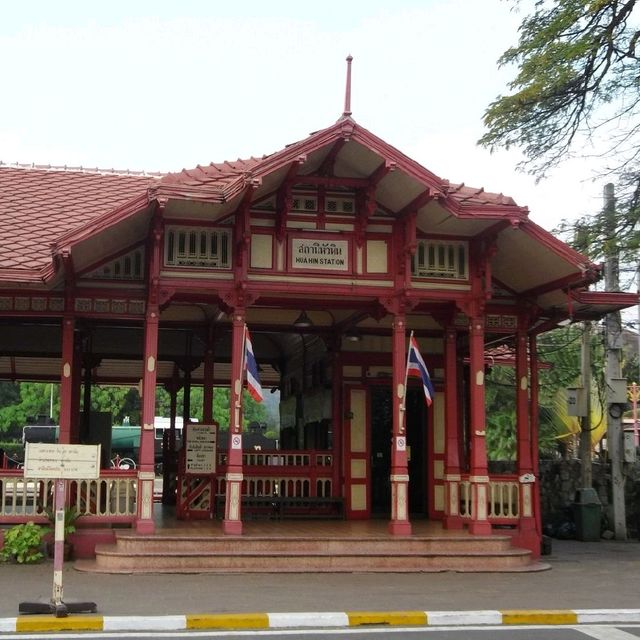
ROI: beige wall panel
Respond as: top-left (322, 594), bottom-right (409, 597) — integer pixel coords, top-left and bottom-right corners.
top-left (356, 246), bottom-right (363, 274)
top-left (343, 365), bottom-right (362, 379)
top-left (433, 459), bottom-right (444, 480)
top-left (351, 459), bottom-right (367, 479)
top-left (276, 241), bottom-right (285, 271)
top-left (351, 484), bottom-right (367, 511)
top-left (325, 223), bottom-right (354, 231)
top-left (367, 366), bottom-right (393, 378)
top-left (434, 485), bottom-right (444, 512)
top-left (366, 240), bottom-right (388, 273)
top-left (250, 234), bottom-right (273, 269)
top-left (433, 392), bottom-right (445, 454)
top-left (349, 389), bottom-right (366, 453)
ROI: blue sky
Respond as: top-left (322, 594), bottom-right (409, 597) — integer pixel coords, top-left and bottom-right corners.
top-left (0, 1), bottom-right (607, 230)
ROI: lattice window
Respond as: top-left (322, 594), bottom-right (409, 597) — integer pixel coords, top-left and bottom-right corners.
top-left (412, 239), bottom-right (468, 280)
top-left (291, 195), bottom-right (318, 212)
top-left (325, 197), bottom-right (355, 214)
top-left (164, 227), bottom-right (231, 269)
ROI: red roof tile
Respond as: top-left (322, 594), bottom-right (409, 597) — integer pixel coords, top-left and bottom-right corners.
top-left (0, 165), bottom-right (157, 273)
top-left (0, 120), bottom-right (527, 282)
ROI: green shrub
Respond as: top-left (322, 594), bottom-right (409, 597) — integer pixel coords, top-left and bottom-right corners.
top-left (1, 522), bottom-right (44, 563)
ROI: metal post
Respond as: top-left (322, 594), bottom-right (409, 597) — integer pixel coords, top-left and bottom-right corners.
top-left (604, 183), bottom-right (627, 540)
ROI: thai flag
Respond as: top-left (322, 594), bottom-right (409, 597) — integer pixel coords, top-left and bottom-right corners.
top-left (244, 328), bottom-right (263, 403)
top-left (406, 334), bottom-right (434, 406)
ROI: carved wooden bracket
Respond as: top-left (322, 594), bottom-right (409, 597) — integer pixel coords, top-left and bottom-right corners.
top-left (220, 286), bottom-right (259, 315)
top-left (378, 293), bottom-right (418, 317)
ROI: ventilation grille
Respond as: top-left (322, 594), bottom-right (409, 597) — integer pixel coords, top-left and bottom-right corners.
top-left (89, 248), bottom-right (144, 280)
top-left (412, 240), bottom-right (468, 280)
top-left (165, 227), bottom-right (231, 268)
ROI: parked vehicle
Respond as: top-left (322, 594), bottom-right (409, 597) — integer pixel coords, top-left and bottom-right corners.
top-left (22, 417), bottom-right (185, 463)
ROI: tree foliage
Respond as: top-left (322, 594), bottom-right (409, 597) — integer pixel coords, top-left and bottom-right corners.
top-left (480, 0), bottom-right (640, 180)
top-left (0, 382), bottom-right (271, 439)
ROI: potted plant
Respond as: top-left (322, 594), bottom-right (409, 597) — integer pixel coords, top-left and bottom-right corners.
top-left (0, 522), bottom-right (45, 564)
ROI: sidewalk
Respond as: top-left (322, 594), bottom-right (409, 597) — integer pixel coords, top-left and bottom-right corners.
top-left (0, 538), bottom-right (638, 630)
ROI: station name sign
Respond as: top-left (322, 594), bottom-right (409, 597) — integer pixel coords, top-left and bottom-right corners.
top-left (291, 238), bottom-right (349, 272)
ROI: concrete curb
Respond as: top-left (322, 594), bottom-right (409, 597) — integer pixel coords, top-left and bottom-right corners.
top-left (4, 609), bottom-right (640, 632)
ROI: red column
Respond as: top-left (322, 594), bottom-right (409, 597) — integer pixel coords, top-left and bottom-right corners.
top-left (468, 317), bottom-right (491, 535)
top-left (58, 315), bottom-right (75, 445)
top-left (70, 336), bottom-right (82, 444)
top-left (389, 314), bottom-right (411, 536)
top-left (203, 343), bottom-right (214, 424)
top-left (443, 327), bottom-right (463, 529)
top-left (529, 334), bottom-right (542, 555)
top-left (515, 327), bottom-right (537, 552)
top-left (223, 311), bottom-right (245, 535)
top-left (331, 349), bottom-right (342, 499)
top-left (136, 305), bottom-right (159, 534)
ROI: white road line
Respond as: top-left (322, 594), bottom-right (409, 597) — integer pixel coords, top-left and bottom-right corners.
top-left (578, 626), bottom-right (640, 640)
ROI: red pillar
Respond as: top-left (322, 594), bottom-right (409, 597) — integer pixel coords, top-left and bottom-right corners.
top-left (468, 317), bottom-right (491, 535)
top-left (443, 327), bottom-right (463, 529)
top-left (58, 315), bottom-right (75, 445)
top-left (515, 326), bottom-right (538, 553)
top-left (203, 341), bottom-right (214, 424)
top-left (331, 348), bottom-right (342, 499)
top-left (136, 304), bottom-right (159, 534)
top-left (530, 334), bottom-right (542, 554)
top-left (223, 311), bottom-right (245, 535)
top-left (389, 314), bottom-right (411, 536)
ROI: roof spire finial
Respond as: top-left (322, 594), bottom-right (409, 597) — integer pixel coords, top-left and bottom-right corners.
top-left (343, 55), bottom-right (353, 117)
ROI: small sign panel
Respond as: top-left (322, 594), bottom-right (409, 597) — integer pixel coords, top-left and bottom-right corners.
top-left (291, 238), bottom-right (349, 272)
top-left (186, 423), bottom-right (217, 474)
top-left (24, 443), bottom-right (101, 479)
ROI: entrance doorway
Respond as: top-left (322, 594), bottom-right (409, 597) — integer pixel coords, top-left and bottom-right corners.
top-left (370, 386), bottom-right (427, 517)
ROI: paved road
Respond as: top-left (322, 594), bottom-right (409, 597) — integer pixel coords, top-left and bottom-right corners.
top-left (1, 539), bottom-right (639, 617)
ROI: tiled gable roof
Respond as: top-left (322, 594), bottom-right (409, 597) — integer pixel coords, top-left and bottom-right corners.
top-left (0, 165), bottom-right (158, 273)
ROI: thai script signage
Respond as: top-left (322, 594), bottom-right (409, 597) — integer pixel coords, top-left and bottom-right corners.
top-left (24, 443), bottom-right (101, 479)
top-left (291, 238), bottom-right (349, 271)
top-left (186, 423), bottom-right (217, 474)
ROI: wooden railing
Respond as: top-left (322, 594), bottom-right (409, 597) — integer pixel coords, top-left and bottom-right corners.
top-left (216, 450), bottom-right (335, 498)
top-left (458, 475), bottom-right (520, 523)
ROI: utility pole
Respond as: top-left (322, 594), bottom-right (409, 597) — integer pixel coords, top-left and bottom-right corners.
top-left (604, 182), bottom-right (627, 540)
top-left (579, 321), bottom-right (592, 488)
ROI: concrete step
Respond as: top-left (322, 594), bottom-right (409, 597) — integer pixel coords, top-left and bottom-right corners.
top-left (76, 532), bottom-right (546, 574)
top-left (109, 532), bottom-right (514, 555)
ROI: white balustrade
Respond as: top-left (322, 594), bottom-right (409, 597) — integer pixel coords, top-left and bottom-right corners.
top-left (0, 471), bottom-right (137, 521)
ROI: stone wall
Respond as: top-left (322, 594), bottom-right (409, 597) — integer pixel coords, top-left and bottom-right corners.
top-left (539, 458), bottom-right (640, 537)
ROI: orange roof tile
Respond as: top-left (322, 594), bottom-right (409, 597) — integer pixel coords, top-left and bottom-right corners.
top-left (0, 165), bottom-right (157, 273)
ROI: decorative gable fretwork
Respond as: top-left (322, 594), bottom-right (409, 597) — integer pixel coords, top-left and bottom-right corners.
top-left (87, 247), bottom-right (144, 281)
top-left (0, 296), bottom-right (64, 313)
top-left (412, 239), bottom-right (468, 281)
top-left (486, 314), bottom-right (518, 331)
top-left (165, 226), bottom-right (231, 269)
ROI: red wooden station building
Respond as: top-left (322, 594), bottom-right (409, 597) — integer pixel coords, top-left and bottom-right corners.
top-left (0, 63), bottom-right (635, 568)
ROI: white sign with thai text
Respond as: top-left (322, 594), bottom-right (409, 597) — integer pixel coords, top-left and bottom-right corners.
top-left (24, 443), bottom-right (101, 479)
top-left (186, 423), bottom-right (217, 474)
top-left (291, 238), bottom-right (349, 271)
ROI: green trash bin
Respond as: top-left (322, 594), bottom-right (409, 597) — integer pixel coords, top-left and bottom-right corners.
top-left (572, 488), bottom-right (602, 541)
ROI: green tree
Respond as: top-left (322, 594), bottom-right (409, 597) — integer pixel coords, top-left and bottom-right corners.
top-left (480, 0), bottom-right (640, 180)
top-left (0, 382), bottom-right (57, 435)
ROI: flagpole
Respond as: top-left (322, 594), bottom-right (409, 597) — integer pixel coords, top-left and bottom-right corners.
top-left (402, 330), bottom-right (413, 411)
top-left (238, 323), bottom-right (248, 408)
